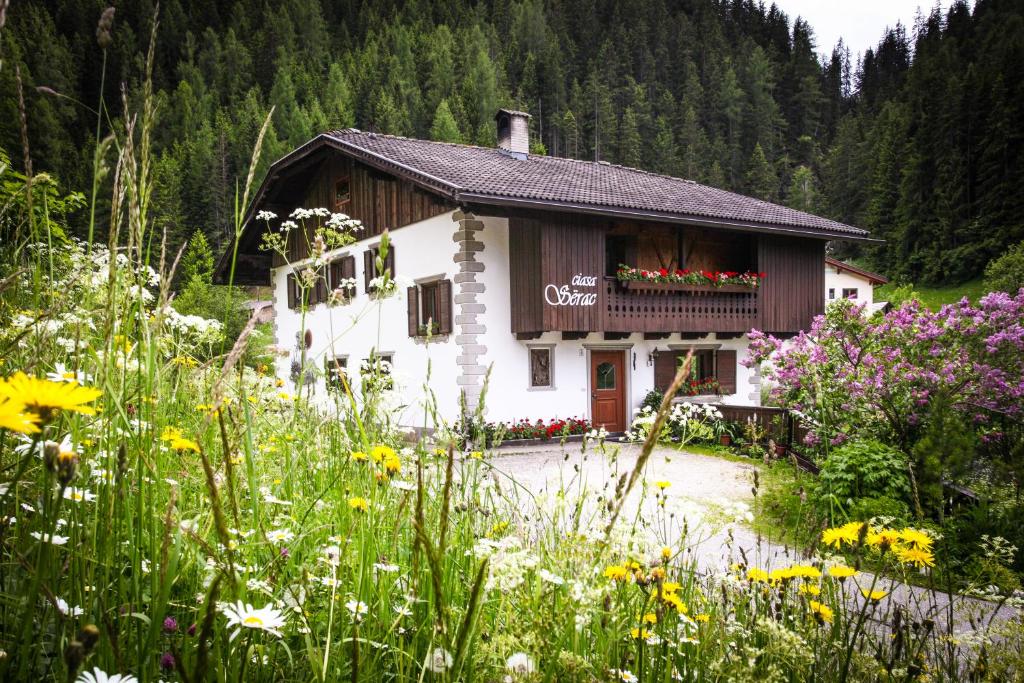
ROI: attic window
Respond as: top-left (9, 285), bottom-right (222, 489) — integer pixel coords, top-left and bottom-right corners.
top-left (334, 176), bottom-right (351, 211)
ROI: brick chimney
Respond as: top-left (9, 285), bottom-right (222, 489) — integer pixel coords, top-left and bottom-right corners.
top-left (495, 109), bottom-right (530, 159)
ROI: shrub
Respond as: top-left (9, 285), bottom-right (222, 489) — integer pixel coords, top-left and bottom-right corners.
top-left (814, 440), bottom-right (911, 521)
top-left (640, 388), bottom-right (664, 412)
top-left (984, 239), bottom-right (1024, 295)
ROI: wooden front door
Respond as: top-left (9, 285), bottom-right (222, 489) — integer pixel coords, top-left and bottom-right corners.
top-left (591, 350), bottom-right (626, 432)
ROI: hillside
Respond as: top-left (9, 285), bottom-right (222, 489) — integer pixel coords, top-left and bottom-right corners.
top-left (1, 0), bottom-right (1022, 284)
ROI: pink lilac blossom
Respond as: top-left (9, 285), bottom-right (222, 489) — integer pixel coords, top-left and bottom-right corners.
top-left (745, 290), bottom-right (1024, 450)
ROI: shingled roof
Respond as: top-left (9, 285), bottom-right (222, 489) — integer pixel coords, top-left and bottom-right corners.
top-left (320, 129), bottom-right (869, 239)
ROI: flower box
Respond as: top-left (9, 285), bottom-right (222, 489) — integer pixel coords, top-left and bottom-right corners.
top-left (620, 280), bottom-right (754, 294)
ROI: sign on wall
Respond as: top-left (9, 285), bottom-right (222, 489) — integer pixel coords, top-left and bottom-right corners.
top-left (544, 273), bottom-right (598, 306)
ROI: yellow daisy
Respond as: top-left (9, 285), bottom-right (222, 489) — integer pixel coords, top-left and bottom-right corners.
top-left (899, 528), bottom-right (934, 551)
top-left (828, 565), bottom-right (857, 580)
top-left (348, 497), bottom-right (369, 512)
top-left (0, 398), bottom-right (41, 434)
top-left (808, 600), bottom-right (833, 624)
top-left (861, 588), bottom-right (888, 602)
top-left (0, 372), bottom-right (102, 421)
top-left (896, 546), bottom-right (935, 568)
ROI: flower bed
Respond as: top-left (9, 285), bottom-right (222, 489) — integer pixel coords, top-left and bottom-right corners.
top-left (483, 417), bottom-right (591, 444)
top-left (616, 264), bottom-right (764, 289)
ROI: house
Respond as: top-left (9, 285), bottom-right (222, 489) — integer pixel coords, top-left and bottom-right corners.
top-left (215, 110), bottom-right (871, 433)
top-left (825, 257), bottom-right (888, 314)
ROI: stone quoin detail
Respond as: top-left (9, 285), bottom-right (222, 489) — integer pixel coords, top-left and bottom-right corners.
top-left (452, 210), bottom-right (488, 413)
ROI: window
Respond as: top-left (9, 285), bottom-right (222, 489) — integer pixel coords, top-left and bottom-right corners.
top-left (407, 279), bottom-right (452, 337)
top-left (327, 254), bottom-right (357, 304)
top-left (828, 287), bottom-right (835, 300)
top-left (528, 346), bottom-right (554, 388)
top-left (325, 356), bottom-right (348, 393)
top-left (606, 235), bottom-right (637, 276)
top-left (360, 352), bottom-right (394, 392)
top-left (334, 176), bottom-right (351, 211)
top-left (364, 245), bottom-right (396, 293)
top-left (842, 287), bottom-right (859, 299)
top-left (654, 348), bottom-right (737, 395)
top-left (287, 269), bottom-right (326, 309)
top-left (596, 361), bottom-right (616, 389)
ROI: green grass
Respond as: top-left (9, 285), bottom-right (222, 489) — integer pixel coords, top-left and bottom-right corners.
top-left (877, 277), bottom-right (990, 310)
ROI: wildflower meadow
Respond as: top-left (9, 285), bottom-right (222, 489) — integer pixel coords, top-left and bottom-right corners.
top-left (2, 8), bottom-right (1024, 683)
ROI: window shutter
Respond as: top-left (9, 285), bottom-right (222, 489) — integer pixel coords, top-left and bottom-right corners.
top-left (653, 351), bottom-right (679, 393)
top-left (407, 286), bottom-right (420, 337)
top-left (384, 247), bottom-right (396, 278)
top-left (437, 279), bottom-right (453, 335)
top-left (717, 350), bottom-right (737, 394)
top-left (314, 272), bottom-right (326, 305)
top-left (287, 273), bottom-right (297, 310)
top-left (363, 249), bottom-right (374, 292)
top-left (328, 259), bottom-right (341, 290)
top-left (342, 255), bottom-right (356, 298)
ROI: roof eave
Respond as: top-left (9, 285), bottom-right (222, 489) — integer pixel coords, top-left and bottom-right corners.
top-left (456, 192), bottom-right (879, 243)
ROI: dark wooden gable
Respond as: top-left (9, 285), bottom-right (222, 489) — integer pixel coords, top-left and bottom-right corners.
top-left (268, 151), bottom-right (454, 268)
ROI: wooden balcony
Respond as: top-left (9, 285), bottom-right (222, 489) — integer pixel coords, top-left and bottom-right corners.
top-left (603, 277), bottom-right (759, 333)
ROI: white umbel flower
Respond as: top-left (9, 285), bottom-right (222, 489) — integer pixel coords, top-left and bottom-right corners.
top-left (220, 601), bottom-right (286, 640)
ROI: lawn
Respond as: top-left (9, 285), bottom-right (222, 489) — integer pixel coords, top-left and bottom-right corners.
top-left (876, 278), bottom-right (990, 310)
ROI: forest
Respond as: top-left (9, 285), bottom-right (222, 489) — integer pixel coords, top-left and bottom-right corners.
top-left (1, 0), bottom-right (1022, 284)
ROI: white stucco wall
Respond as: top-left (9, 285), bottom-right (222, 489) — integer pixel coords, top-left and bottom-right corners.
top-left (825, 265), bottom-right (875, 307)
top-left (272, 210), bottom-right (463, 426)
top-left (272, 211), bottom-right (760, 430)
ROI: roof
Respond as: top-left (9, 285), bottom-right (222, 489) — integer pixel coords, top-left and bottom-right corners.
top-left (825, 256), bottom-right (889, 285)
top-left (318, 129), bottom-right (870, 240)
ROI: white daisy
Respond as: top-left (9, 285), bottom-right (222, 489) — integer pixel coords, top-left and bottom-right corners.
top-left (31, 531), bottom-right (69, 545)
top-left (345, 599), bottom-right (368, 621)
top-left (373, 562), bottom-right (400, 573)
top-left (266, 528), bottom-right (294, 544)
top-left (220, 601), bottom-right (287, 640)
top-left (63, 487), bottom-right (96, 503)
top-left (55, 597), bottom-right (84, 617)
top-left (75, 667), bottom-right (138, 683)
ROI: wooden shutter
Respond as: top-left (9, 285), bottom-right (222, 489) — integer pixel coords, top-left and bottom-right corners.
top-left (717, 350), bottom-right (737, 394)
top-left (341, 255), bottom-right (356, 299)
top-left (328, 259), bottom-right (342, 290)
top-left (654, 351), bottom-right (680, 392)
top-left (363, 249), bottom-right (374, 292)
top-left (407, 286), bottom-right (420, 337)
top-left (287, 273), bottom-right (297, 309)
top-left (313, 272), bottom-right (326, 305)
top-left (437, 279), bottom-right (453, 335)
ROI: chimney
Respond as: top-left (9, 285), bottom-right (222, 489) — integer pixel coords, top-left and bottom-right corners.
top-left (495, 109), bottom-right (531, 159)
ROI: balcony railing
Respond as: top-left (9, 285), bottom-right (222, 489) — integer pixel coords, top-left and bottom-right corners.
top-left (603, 277), bottom-right (759, 333)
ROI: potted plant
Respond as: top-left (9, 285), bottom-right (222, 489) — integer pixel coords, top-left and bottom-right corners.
top-left (718, 421), bottom-right (738, 447)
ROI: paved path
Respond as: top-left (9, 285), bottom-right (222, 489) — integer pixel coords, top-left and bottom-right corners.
top-left (485, 439), bottom-right (1021, 636)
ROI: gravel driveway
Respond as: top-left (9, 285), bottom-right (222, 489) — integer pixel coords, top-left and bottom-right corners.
top-left (486, 439), bottom-right (1021, 636)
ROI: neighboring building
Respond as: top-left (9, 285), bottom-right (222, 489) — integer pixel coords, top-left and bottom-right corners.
top-left (825, 257), bottom-right (888, 314)
top-left (243, 300), bottom-right (274, 324)
top-left (215, 110), bottom-right (871, 432)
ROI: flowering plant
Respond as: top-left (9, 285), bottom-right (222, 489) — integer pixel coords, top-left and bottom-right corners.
top-left (627, 402), bottom-right (723, 446)
top-left (616, 264), bottom-right (764, 288)
top-left (474, 416), bottom-right (591, 445)
top-left (746, 293), bottom-right (1024, 516)
top-left (683, 376), bottom-right (720, 396)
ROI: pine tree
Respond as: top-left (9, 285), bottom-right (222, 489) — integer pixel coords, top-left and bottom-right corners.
top-left (786, 165), bottom-right (817, 213)
top-left (746, 143), bottom-right (777, 201)
top-left (617, 108), bottom-right (642, 168)
top-left (430, 100), bottom-right (462, 143)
